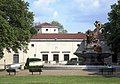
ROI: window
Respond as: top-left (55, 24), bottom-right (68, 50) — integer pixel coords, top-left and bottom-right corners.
top-left (54, 29), bottom-right (56, 31)
top-left (46, 29), bottom-right (48, 31)
top-left (53, 54), bottom-right (59, 62)
top-left (13, 54), bottom-right (19, 63)
top-left (64, 54), bottom-right (69, 61)
top-left (31, 44), bottom-right (34, 47)
top-left (38, 29), bottom-right (39, 31)
top-left (77, 44), bottom-right (80, 46)
top-left (34, 54), bottom-right (36, 57)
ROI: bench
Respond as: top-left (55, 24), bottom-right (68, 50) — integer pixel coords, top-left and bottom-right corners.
top-left (29, 66), bottom-right (43, 75)
top-left (29, 68), bottom-right (42, 75)
top-left (6, 63), bottom-right (22, 75)
top-left (6, 68), bottom-right (17, 75)
top-left (99, 68), bottom-right (116, 75)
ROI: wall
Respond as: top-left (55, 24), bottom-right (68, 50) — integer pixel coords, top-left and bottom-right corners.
top-left (41, 28), bottom-right (58, 34)
top-left (0, 39), bottom-right (82, 69)
top-left (25, 39), bottom-right (82, 64)
top-left (0, 49), bottom-right (25, 69)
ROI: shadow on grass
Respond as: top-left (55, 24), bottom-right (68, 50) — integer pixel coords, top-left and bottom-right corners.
top-left (83, 69), bottom-right (120, 78)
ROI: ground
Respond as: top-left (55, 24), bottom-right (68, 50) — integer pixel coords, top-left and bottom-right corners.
top-left (0, 69), bottom-right (96, 76)
top-left (0, 69), bottom-right (120, 84)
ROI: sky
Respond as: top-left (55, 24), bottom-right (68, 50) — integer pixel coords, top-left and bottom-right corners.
top-left (25, 0), bottom-right (118, 33)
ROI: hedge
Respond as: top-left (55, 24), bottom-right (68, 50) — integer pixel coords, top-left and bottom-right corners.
top-left (25, 58), bottom-right (41, 69)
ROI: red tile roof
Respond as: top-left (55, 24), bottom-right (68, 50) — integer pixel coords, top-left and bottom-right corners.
top-left (31, 33), bottom-right (86, 39)
top-left (35, 22), bottom-right (58, 28)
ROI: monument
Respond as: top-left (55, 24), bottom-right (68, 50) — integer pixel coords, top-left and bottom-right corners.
top-left (74, 21), bottom-right (112, 65)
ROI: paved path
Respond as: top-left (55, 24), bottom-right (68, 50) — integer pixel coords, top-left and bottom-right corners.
top-left (0, 69), bottom-right (98, 76)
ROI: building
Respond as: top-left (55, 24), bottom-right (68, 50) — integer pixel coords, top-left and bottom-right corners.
top-left (28, 33), bottom-right (86, 64)
top-left (0, 22), bottom-right (86, 69)
top-left (35, 22), bottom-right (58, 34)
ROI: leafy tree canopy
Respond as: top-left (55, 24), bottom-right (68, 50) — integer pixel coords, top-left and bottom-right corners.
top-left (51, 21), bottom-right (67, 33)
top-left (103, 0), bottom-right (120, 55)
top-left (0, 0), bottom-right (36, 58)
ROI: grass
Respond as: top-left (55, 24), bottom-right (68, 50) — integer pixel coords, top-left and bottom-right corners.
top-left (0, 76), bottom-right (120, 84)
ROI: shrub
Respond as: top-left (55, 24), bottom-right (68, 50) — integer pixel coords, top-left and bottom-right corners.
top-left (25, 58), bottom-right (41, 69)
top-left (28, 66), bottom-right (43, 69)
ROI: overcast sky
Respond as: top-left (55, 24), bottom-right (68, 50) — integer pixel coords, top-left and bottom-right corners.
top-left (25, 0), bottom-right (118, 33)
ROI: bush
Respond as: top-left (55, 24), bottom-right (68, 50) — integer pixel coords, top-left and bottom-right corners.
top-left (29, 58), bottom-right (41, 62)
top-left (28, 66), bottom-right (43, 69)
top-left (25, 58), bottom-right (41, 69)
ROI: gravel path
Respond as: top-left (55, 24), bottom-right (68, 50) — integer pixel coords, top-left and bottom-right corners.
top-left (0, 69), bottom-right (97, 76)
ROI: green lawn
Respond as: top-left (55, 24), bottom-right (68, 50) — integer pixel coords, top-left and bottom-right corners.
top-left (0, 76), bottom-right (119, 84)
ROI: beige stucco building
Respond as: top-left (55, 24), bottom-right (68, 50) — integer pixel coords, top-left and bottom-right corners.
top-left (0, 23), bottom-right (86, 69)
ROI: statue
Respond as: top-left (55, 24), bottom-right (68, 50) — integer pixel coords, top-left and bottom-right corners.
top-left (94, 21), bottom-right (101, 30)
top-left (74, 21), bottom-right (111, 65)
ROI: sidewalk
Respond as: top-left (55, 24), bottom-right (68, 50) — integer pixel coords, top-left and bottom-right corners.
top-left (0, 69), bottom-right (97, 76)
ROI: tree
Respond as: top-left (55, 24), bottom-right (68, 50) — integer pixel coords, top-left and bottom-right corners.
top-left (103, 0), bottom-right (120, 63)
top-left (0, 0), bottom-right (36, 58)
top-left (51, 21), bottom-right (67, 33)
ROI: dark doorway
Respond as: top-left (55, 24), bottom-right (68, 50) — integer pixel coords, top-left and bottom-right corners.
top-left (42, 54), bottom-right (48, 63)
top-left (64, 54), bottom-right (69, 61)
top-left (53, 54), bottom-right (59, 63)
top-left (13, 54), bottom-right (19, 64)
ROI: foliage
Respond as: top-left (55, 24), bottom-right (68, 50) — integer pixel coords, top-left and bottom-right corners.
top-left (29, 65), bottom-right (43, 69)
top-left (0, 49), bottom-right (4, 58)
top-left (103, 1), bottom-right (120, 56)
top-left (51, 21), bottom-right (67, 33)
top-left (30, 27), bottom-right (37, 35)
top-left (0, 0), bottom-right (36, 57)
top-left (25, 58), bottom-right (41, 69)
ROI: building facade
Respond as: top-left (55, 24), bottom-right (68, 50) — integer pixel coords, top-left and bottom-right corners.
top-left (0, 23), bottom-right (86, 69)
top-left (28, 33), bottom-right (86, 64)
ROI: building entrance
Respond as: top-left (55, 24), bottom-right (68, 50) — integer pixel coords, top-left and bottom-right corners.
top-left (42, 54), bottom-right (48, 63)
top-left (53, 54), bottom-right (59, 63)
top-left (13, 54), bottom-right (19, 64)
